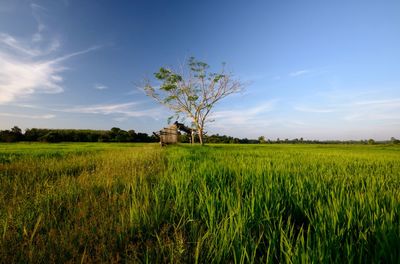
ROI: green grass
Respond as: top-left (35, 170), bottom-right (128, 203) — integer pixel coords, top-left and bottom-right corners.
top-left (0, 143), bottom-right (399, 263)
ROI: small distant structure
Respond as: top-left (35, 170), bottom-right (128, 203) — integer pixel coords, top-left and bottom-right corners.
top-left (155, 121), bottom-right (195, 146)
top-left (159, 123), bottom-right (179, 146)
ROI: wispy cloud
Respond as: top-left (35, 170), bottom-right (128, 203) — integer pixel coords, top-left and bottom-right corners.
top-left (0, 33), bottom-right (41, 56)
top-left (0, 43), bottom-right (99, 104)
top-left (208, 100), bottom-right (308, 138)
top-left (0, 112), bottom-right (55, 119)
top-left (294, 106), bottom-right (337, 113)
top-left (289, 69), bottom-right (310, 77)
top-left (210, 100), bottom-right (277, 127)
top-left (1, 100), bottom-right (168, 126)
top-left (66, 102), bottom-right (138, 114)
top-left (126, 89), bottom-right (141, 95)
top-left (344, 98), bottom-right (400, 121)
top-left (353, 98), bottom-right (400, 107)
top-left (31, 3), bottom-right (46, 43)
top-left (294, 96), bottom-right (400, 122)
top-left (0, 49), bottom-right (64, 103)
top-left (63, 102), bottom-right (166, 119)
top-left (48, 45), bottom-right (100, 64)
top-left (94, 83), bottom-right (108, 90)
top-left (5, 101), bottom-right (168, 120)
top-left (0, 2), bottom-right (99, 105)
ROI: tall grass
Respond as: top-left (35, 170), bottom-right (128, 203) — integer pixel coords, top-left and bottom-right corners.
top-left (0, 143), bottom-right (399, 263)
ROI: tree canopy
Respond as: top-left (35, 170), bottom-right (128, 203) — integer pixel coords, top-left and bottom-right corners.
top-left (143, 57), bottom-right (245, 145)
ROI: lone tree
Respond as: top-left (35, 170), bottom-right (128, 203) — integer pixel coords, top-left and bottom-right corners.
top-left (143, 57), bottom-right (245, 145)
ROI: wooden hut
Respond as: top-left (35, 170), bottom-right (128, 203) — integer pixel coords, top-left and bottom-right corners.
top-left (159, 123), bottom-right (179, 146)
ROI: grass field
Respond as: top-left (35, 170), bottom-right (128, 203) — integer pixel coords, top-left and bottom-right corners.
top-left (0, 143), bottom-right (399, 263)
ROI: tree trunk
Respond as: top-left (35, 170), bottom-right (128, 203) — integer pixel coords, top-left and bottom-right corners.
top-left (191, 130), bottom-right (195, 144)
top-left (198, 127), bottom-right (204, 145)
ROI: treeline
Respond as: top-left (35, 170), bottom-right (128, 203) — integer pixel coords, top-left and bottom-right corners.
top-left (204, 134), bottom-right (259, 144)
top-left (256, 136), bottom-right (400, 145)
top-left (0, 126), bottom-right (158, 143)
top-left (1, 126), bottom-right (399, 144)
top-left (198, 134), bottom-right (400, 145)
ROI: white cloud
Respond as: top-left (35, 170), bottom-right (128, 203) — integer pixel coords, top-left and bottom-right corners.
top-left (293, 96), bottom-right (400, 122)
top-left (0, 112), bottom-right (55, 119)
top-left (353, 98), bottom-right (400, 107)
top-left (344, 98), bottom-right (400, 121)
top-left (0, 2), bottom-right (100, 105)
top-left (289, 69), bottom-right (310, 77)
top-left (126, 88), bottom-right (143, 95)
top-left (209, 100), bottom-right (277, 130)
top-left (48, 45), bottom-right (100, 64)
top-left (31, 3), bottom-right (46, 43)
top-left (0, 33), bottom-right (41, 56)
top-left (66, 102), bottom-right (138, 114)
top-left (63, 102), bottom-right (166, 119)
top-left (94, 83), bottom-right (108, 90)
top-left (294, 106), bottom-right (336, 113)
top-left (0, 33), bottom-right (99, 104)
top-left (0, 50), bottom-right (64, 103)
top-left (5, 101), bottom-right (167, 120)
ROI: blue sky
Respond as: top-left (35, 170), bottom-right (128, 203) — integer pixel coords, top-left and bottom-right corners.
top-left (0, 0), bottom-right (399, 140)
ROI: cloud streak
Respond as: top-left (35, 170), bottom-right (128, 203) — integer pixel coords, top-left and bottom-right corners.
top-left (94, 83), bottom-right (108, 90)
top-left (0, 112), bottom-right (55, 119)
top-left (0, 3), bottom-right (100, 105)
top-left (294, 97), bottom-right (400, 121)
top-left (210, 100), bottom-right (278, 130)
top-left (289, 69), bottom-right (310, 77)
top-left (31, 3), bottom-right (46, 43)
top-left (0, 49), bottom-right (65, 103)
top-left (63, 102), bottom-right (166, 119)
top-left (294, 106), bottom-right (336, 113)
top-left (0, 37), bottom-right (99, 104)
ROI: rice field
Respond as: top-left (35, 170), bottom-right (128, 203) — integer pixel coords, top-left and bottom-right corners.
top-left (0, 143), bottom-right (399, 263)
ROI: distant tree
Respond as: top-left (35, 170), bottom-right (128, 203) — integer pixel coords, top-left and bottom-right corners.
top-left (0, 126), bottom-right (23, 142)
top-left (0, 130), bottom-right (14, 142)
top-left (115, 131), bottom-right (129, 142)
top-left (128, 130), bottom-right (137, 141)
top-left (98, 132), bottom-right (111, 142)
top-left (11, 126), bottom-right (22, 136)
top-left (390, 137), bottom-right (400, 144)
top-left (368, 139), bottom-right (375, 145)
top-left (136, 132), bottom-right (151, 142)
top-left (258, 136), bottom-right (266, 144)
top-left (110, 127), bottom-right (121, 138)
top-left (232, 138), bottom-right (240, 144)
top-left (25, 128), bottom-right (45, 141)
top-left (142, 57), bottom-right (245, 145)
top-left (39, 132), bottom-right (62, 143)
top-left (179, 133), bottom-right (190, 143)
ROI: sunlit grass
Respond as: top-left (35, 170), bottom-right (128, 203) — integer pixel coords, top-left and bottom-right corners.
top-left (0, 143), bottom-right (399, 262)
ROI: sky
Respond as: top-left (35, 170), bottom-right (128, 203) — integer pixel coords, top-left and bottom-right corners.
top-left (0, 0), bottom-right (399, 140)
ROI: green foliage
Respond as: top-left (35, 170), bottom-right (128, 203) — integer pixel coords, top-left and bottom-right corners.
top-left (0, 143), bottom-right (399, 262)
top-left (0, 126), bottom-right (23, 142)
top-left (144, 57), bottom-right (243, 145)
top-left (188, 56), bottom-right (209, 74)
top-left (0, 127), bottom-right (157, 143)
top-left (391, 137), bottom-right (400, 144)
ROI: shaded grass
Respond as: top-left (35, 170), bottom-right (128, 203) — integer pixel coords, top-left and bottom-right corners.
top-left (0, 143), bottom-right (399, 263)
